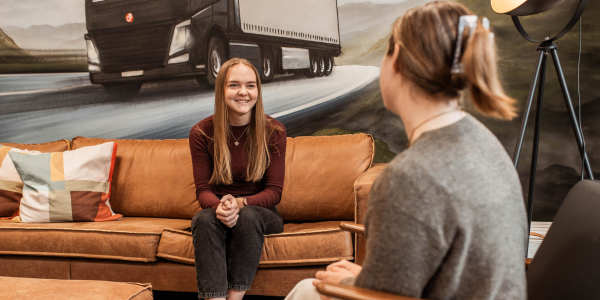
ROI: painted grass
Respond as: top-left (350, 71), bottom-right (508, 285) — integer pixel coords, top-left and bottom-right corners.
top-left (312, 127), bottom-right (397, 163)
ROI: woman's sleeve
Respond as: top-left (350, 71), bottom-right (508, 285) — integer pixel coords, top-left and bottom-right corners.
top-left (353, 165), bottom-right (452, 297)
top-left (244, 127), bottom-right (287, 208)
top-left (189, 126), bottom-right (221, 209)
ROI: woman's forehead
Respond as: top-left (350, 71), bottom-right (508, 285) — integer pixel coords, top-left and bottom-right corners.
top-left (227, 64), bottom-right (257, 82)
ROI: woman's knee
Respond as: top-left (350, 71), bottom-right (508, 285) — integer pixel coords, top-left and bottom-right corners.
top-left (296, 278), bottom-right (316, 289)
top-left (234, 206), bottom-right (263, 230)
top-left (284, 278), bottom-right (320, 300)
top-left (191, 209), bottom-right (219, 232)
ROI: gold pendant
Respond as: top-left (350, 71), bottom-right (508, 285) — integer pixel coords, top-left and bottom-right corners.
top-left (235, 142), bottom-right (239, 146)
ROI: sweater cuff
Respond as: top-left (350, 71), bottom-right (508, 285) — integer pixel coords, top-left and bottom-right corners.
top-left (339, 277), bottom-right (356, 286)
top-left (198, 191), bottom-right (221, 209)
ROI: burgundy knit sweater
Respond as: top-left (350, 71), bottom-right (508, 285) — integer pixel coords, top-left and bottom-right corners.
top-left (189, 115), bottom-right (286, 209)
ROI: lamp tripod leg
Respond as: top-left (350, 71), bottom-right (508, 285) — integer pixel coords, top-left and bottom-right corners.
top-left (549, 48), bottom-right (594, 179)
top-left (512, 49), bottom-right (547, 257)
top-left (526, 53), bottom-right (547, 247)
top-left (513, 50), bottom-right (546, 168)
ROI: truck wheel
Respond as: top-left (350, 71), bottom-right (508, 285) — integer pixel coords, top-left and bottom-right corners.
top-left (260, 49), bottom-right (275, 83)
top-left (102, 82), bottom-right (142, 100)
top-left (304, 54), bottom-right (318, 78)
top-left (203, 37), bottom-right (226, 86)
top-left (317, 56), bottom-right (326, 77)
top-left (196, 76), bottom-right (212, 89)
top-left (324, 56), bottom-right (333, 76)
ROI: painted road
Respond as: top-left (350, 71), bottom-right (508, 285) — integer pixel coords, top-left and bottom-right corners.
top-left (0, 65), bottom-right (380, 143)
top-left (0, 73), bottom-right (91, 95)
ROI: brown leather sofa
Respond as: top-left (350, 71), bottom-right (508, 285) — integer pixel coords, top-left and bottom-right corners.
top-left (0, 134), bottom-right (384, 296)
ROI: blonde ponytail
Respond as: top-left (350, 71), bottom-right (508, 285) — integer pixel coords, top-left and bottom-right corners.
top-left (462, 27), bottom-right (517, 120)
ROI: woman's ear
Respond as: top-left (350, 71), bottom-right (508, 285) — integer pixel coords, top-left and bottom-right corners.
top-left (392, 44), bottom-right (402, 73)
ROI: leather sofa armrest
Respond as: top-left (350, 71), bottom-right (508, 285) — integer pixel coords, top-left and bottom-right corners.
top-left (354, 163), bottom-right (386, 224)
top-left (353, 163), bottom-right (386, 265)
top-left (526, 258), bottom-right (532, 269)
top-left (316, 282), bottom-right (423, 300)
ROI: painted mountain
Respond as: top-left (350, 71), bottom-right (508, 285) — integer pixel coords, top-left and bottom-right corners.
top-left (2, 23), bottom-right (87, 50)
top-left (336, 0), bottom-right (426, 66)
top-left (0, 28), bottom-right (31, 62)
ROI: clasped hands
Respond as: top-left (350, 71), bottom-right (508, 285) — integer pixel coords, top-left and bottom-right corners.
top-left (313, 260), bottom-right (363, 300)
top-left (215, 194), bottom-right (246, 228)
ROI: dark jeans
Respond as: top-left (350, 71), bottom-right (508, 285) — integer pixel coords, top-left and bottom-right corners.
top-left (191, 205), bottom-right (284, 299)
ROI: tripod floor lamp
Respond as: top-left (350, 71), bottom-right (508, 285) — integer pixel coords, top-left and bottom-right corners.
top-left (491, 0), bottom-right (593, 234)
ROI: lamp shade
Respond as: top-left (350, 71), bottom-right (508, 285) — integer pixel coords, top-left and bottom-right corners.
top-left (491, 0), bottom-right (567, 16)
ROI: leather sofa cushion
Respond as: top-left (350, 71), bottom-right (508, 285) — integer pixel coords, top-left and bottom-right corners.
top-left (0, 217), bottom-right (190, 262)
top-left (278, 134), bottom-right (374, 222)
top-left (157, 221), bottom-right (353, 267)
top-left (71, 137), bottom-right (201, 219)
top-left (0, 276), bottom-right (152, 300)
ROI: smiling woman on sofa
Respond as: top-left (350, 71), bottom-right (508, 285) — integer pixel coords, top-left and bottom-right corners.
top-left (188, 58), bottom-right (286, 300)
top-left (285, 1), bottom-right (528, 300)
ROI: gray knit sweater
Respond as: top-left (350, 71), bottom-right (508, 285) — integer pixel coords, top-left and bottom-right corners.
top-left (346, 114), bottom-right (527, 299)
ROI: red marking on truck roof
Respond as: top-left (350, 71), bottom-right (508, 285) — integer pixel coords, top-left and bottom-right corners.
top-left (126, 13), bottom-right (133, 23)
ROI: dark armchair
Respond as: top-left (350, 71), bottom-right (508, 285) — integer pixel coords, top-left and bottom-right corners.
top-left (526, 180), bottom-right (600, 300)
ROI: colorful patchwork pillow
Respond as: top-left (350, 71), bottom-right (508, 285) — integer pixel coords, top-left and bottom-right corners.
top-left (0, 145), bottom-right (41, 217)
top-left (8, 142), bottom-right (122, 223)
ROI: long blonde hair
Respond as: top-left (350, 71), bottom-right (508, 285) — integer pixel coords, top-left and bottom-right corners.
top-left (205, 58), bottom-right (281, 185)
top-left (388, 1), bottom-right (517, 120)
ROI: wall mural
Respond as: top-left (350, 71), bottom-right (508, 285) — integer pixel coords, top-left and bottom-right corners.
top-left (1, 0), bottom-right (598, 221)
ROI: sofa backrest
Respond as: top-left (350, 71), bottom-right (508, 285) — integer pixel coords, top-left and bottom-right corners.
top-left (277, 134), bottom-right (374, 222)
top-left (2, 140), bottom-right (71, 152)
top-left (71, 137), bottom-right (200, 219)
top-left (71, 134), bottom-right (374, 221)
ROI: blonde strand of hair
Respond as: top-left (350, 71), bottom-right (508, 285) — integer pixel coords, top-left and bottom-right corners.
top-left (462, 27), bottom-right (517, 120)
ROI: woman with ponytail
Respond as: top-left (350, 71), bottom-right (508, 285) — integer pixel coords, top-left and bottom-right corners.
top-left (189, 58), bottom-right (286, 300)
top-left (285, 2), bottom-right (527, 299)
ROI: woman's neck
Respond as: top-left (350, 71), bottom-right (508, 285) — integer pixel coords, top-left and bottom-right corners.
top-left (228, 114), bottom-right (251, 127)
top-left (398, 92), bottom-right (465, 146)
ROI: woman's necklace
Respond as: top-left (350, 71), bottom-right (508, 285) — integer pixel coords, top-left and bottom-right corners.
top-left (407, 109), bottom-right (461, 147)
top-left (230, 126), bottom-right (248, 146)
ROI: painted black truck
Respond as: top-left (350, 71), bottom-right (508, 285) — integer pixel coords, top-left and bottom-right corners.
top-left (84, 0), bottom-right (341, 95)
